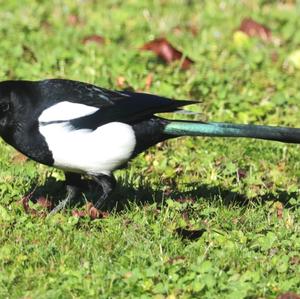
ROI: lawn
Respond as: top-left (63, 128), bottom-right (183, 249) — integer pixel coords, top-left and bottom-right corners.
top-left (0, 0), bottom-right (300, 298)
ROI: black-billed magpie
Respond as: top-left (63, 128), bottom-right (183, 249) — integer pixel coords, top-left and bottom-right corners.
top-left (1, 79), bottom-right (300, 213)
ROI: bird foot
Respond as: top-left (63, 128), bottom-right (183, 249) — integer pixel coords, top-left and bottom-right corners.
top-left (48, 185), bottom-right (80, 216)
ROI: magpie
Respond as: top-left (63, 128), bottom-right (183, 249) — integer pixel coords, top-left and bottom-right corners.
top-left (1, 78), bottom-right (300, 213)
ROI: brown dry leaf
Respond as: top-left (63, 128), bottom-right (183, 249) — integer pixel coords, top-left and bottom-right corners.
top-left (274, 201), bottom-right (284, 220)
top-left (140, 38), bottom-right (194, 70)
top-left (116, 76), bottom-right (126, 88)
top-left (277, 292), bottom-right (300, 299)
top-left (21, 193), bottom-right (46, 217)
top-left (237, 168), bottom-right (247, 180)
top-left (36, 197), bottom-right (53, 211)
top-left (72, 202), bottom-right (109, 219)
top-left (277, 161), bottom-right (286, 171)
top-left (86, 202), bottom-right (109, 219)
top-left (290, 256), bottom-right (300, 265)
top-left (72, 209), bottom-right (87, 217)
top-left (82, 35), bottom-right (105, 45)
top-left (12, 152), bottom-right (28, 164)
top-left (239, 18), bottom-right (272, 42)
top-left (145, 73), bottom-right (153, 91)
top-left (21, 194), bottom-right (32, 214)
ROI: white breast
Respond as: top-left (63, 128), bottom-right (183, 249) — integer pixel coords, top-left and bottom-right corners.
top-left (38, 102), bottom-right (136, 175)
top-left (39, 121), bottom-right (136, 175)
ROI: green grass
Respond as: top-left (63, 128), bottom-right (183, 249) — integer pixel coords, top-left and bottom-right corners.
top-left (1, 0), bottom-right (300, 298)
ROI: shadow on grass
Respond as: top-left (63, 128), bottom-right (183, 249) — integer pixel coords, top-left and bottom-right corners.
top-left (28, 176), bottom-right (299, 212)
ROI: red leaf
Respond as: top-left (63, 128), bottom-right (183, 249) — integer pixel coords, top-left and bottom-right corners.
top-left (72, 210), bottom-right (87, 217)
top-left (140, 38), bottom-right (194, 70)
top-left (82, 35), bottom-right (105, 45)
top-left (86, 202), bottom-right (109, 219)
top-left (37, 197), bottom-right (53, 210)
top-left (237, 168), bottom-right (247, 180)
top-left (277, 292), bottom-right (300, 299)
top-left (72, 202), bottom-right (109, 219)
top-left (21, 193), bottom-right (46, 217)
top-left (239, 18), bottom-right (272, 42)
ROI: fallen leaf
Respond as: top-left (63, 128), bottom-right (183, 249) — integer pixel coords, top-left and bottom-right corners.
top-left (274, 201), bottom-right (284, 220)
top-left (277, 161), bottom-right (286, 171)
top-left (21, 193), bottom-right (46, 217)
top-left (175, 228), bottom-right (206, 241)
top-left (140, 38), bottom-right (194, 70)
top-left (277, 292), bottom-right (300, 299)
top-left (116, 76), bottom-right (126, 88)
top-left (72, 210), bottom-right (87, 217)
top-left (72, 202), bottom-right (109, 219)
top-left (290, 256), bottom-right (300, 265)
top-left (87, 203), bottom-right (109, 219)
top-left (12, 152), bottom-right (28, 164)
top-left (86, 203), bottom-right (101, 219)
top-left (239, 18), bottom-right (272, 42)
top-left (237, 168), bottom-right (247, 180)
top-left (36, 197), bottom-right (53, 210)
top-left (145, 73), bottom-right (153, 91)
top-left (82, 35), bottom-right (105, 45)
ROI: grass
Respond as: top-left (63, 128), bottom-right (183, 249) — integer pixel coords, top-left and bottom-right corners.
top-left (1, 0), bottom-right (300, 297)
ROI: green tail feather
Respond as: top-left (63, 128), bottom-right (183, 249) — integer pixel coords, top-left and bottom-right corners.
top-left (163, 121), bottom-right (300, 144)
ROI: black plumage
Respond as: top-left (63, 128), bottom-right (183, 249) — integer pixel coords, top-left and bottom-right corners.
top-left (0, 78), bottom-right (299, 213)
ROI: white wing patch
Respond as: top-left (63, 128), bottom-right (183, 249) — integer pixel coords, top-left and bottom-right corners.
top-left (39, 101), bottom-right (99, 122)
top-left (39, 121), bottom-right (136, 175)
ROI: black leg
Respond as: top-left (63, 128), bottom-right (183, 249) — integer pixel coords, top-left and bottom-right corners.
top-left (49, 172), bottom-right (82, 215)
top-left (92, 174), bottom-right (116, 209)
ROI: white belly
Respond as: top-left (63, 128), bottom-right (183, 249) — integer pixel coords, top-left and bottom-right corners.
top-left (39, 122), bottom-right (136, 175)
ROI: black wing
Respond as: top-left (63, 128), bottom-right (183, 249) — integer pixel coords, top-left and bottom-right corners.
top-left (37, 79), bottom-right (196, 129)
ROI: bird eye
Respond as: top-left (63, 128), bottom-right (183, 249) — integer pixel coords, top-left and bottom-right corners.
top-left (0, 102), bottom-right (10, 113)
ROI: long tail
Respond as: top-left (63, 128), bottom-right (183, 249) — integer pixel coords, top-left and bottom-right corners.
top-left (163, 120), bottom-right (300, 144)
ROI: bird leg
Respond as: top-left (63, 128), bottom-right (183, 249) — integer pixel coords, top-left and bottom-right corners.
top-left (48, 172), bottom-right (82, 215)
top-left (92, 174), bottom-right (116, 209)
